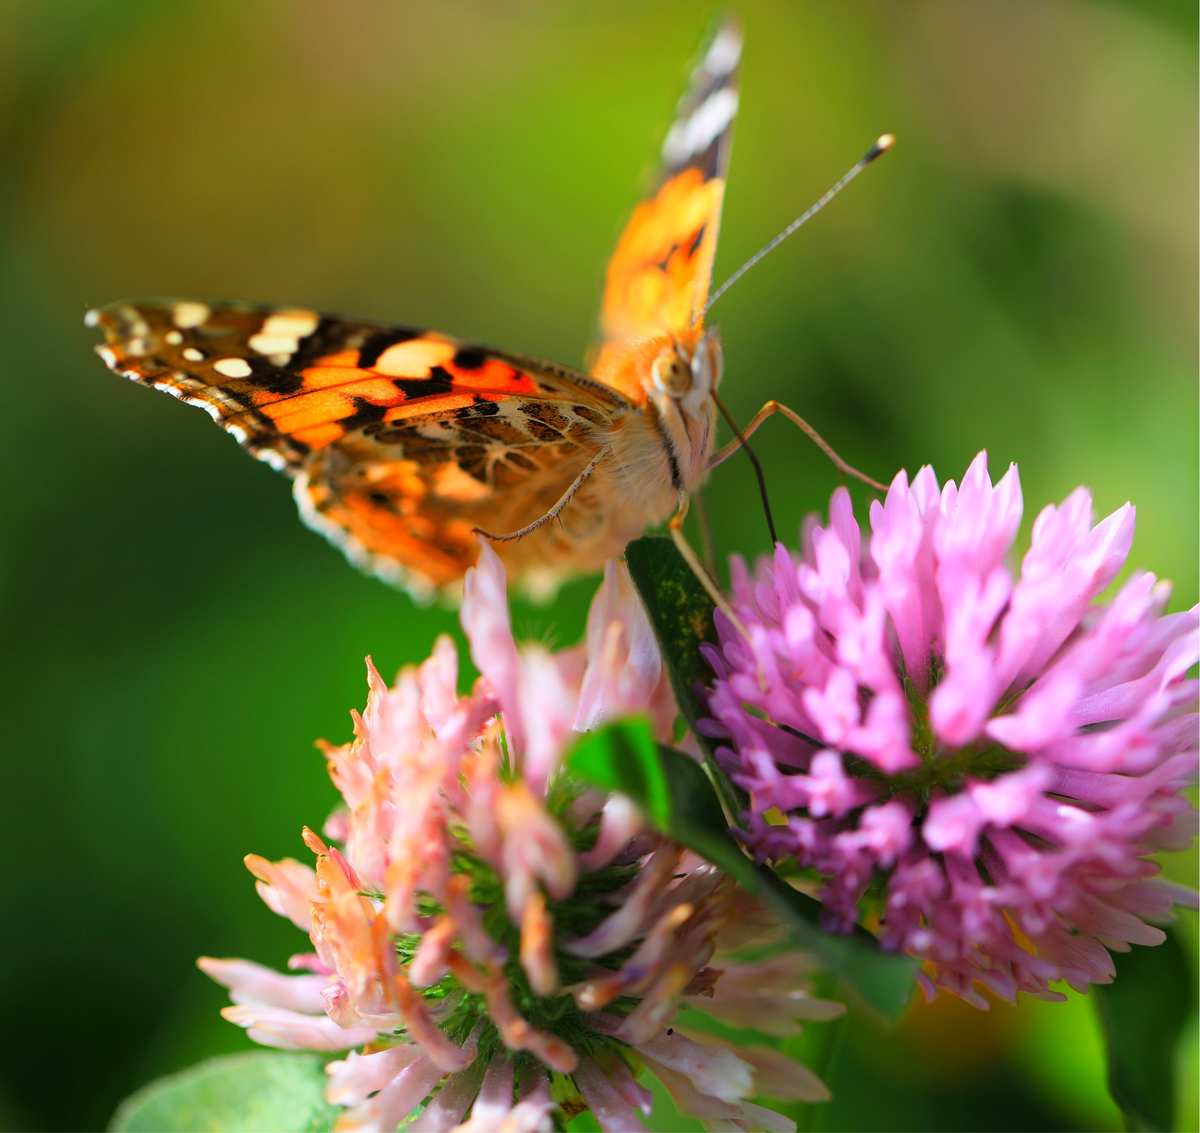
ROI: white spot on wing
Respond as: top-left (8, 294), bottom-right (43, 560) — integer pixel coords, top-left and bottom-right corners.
top-left (165, 330), bottom-right (183, 345)
top-left (213, 357), bottom-right (253, 378)
top-left (262, 310), bottom-right (318, 339)
top-left (257, 448), bottom-right (289, 473)
top-left (662, 88), bottom-right (738, 165)
top-left (172, 301), bottom-right (210, 329)
top-left (703, 25), bottom-right (741, 76)
top-left (248, 333), bottom-right (300, 356)
top-left (182, 347), bottom-right (205, 362)
top-left (247, 312), bottom-right (318, 358)
top-left (184, 396), bottom-right (224, 423)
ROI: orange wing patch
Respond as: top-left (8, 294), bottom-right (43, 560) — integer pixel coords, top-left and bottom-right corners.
top-left (598, 169), bottom-right (724, 346)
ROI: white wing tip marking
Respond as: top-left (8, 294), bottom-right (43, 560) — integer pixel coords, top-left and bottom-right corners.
top-left (704, 24), bottom-right (742, 76)
top-left (662, 87), bottom-right (738, 165)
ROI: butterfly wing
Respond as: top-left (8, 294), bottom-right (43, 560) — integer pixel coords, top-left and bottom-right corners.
top-left (89, 300), bottom-right (633, 597)
top-left (592, 19), bottom-right (741, 394)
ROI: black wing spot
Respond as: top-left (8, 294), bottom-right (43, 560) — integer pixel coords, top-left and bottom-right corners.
top-left (341, 397), bottom-right (389, 432)
top-left (453, 346), bottom-right (487, 371)
top-left (519, 402), bottom-right (570, 442)
top-left (358, 327), bottom-right (423, 369)
top-left (572, 404), bottom-right (605, 426)
top-left (455, 445), bottom-right (489, 481)
top-left (506, 451), bottom-right (538, 473)
top-left (287, 317), bottom-right (349, 370)
top-left (392, 366), bottom-right (454, 399)
top-left (426, 365), bottom-right (455, 394)
top-left (246, 357), bottom-right (304, 396)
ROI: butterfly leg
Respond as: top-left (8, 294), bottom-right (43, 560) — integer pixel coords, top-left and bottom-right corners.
top-left (473, 448), bottom-right (608, 543)
top-left (708, 399), bottom-right (887, 492)
top-left (692, 490), bottom-right (717, 575)
top-left (668, 494), bottom-right (755, 645)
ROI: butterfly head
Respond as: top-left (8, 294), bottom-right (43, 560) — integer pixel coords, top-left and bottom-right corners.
top-left (648, 327), bottom-right (722, 414)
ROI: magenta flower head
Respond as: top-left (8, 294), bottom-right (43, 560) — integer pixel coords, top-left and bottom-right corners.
top-left (201, 543), bottom-right (839, 1132)
top-left (703, 452), bottom-right (1198, 1007)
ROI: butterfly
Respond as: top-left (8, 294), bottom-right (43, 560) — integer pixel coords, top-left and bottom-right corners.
top-left (89, 21), bottom-right (885, 603)
top-left (86, 20), bottom-right (744, 603)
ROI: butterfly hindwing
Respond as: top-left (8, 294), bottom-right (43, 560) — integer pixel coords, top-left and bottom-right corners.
top-left (296, 395), bottom-right (617, 598)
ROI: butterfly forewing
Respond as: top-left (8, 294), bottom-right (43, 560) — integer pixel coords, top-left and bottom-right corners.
top-left (593, 18), bottom-right (740, 392)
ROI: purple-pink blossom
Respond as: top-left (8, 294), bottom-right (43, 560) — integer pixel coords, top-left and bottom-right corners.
top-left (202, 545), bottom-right (839, 1131)
top-left (703, 452), bottom-right (1198, 1007)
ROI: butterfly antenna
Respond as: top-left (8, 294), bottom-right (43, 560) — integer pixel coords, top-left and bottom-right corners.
top-left (705, 133), bottom-right (894, 314)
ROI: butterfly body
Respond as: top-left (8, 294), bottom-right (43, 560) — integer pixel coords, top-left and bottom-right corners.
top-left (89, 21), bottom-right (740, 600)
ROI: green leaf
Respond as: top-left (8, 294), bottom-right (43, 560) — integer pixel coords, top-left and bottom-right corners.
top-left (567, 715), bottom-right (729, 867)
top-left (753, 868), bottom-right (917, 1022)
top-left (566, 718), bottom-right (917, 1020)
top-left (566, 708), bottom-right (674, 826)
top-left (624, 535), bottom-right (742, 817)
top-left (110, 1051), bottom-right (339, 1133)
top-left (1093, 929), bottom-right (1195, 1131)
top-left (625, 536), bottom-right (719, 746)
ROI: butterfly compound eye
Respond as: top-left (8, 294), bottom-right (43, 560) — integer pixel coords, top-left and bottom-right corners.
top-left (651, 350), bottom-right (693, 397)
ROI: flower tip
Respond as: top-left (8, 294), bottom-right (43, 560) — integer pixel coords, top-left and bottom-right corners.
top-left (243, 853), bottom-right (267, 877)
top-left (364, 655), bottom-right (385, 690)
top-left (469, 535), bottom-right (505, 583)
top-left (301, 826), bottom-right (328, 855)
top-left (966, 449), bottom-right (990, 476)
top-left (886, 467), bottom-right (910, 497)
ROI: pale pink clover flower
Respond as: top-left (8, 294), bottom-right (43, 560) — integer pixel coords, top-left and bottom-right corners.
top-left (703, 452), bottom-right (1198, 1007)
top-left (203, 547), bottom-right (839, 1131)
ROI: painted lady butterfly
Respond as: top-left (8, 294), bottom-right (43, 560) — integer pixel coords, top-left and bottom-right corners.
top-left (88, 21), bottom-right (883, 603)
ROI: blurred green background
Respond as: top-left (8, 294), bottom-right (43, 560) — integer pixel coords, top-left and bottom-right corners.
top-left (1, 1), bottom-right (1195, 1130)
